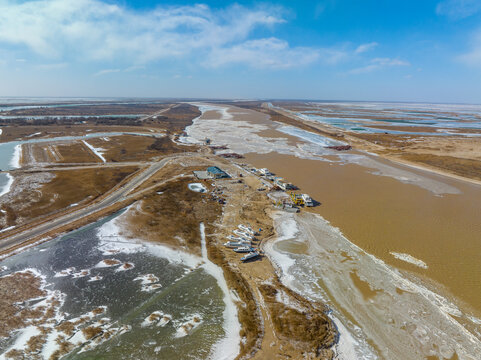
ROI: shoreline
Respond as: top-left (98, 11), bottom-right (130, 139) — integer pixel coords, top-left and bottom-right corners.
top-left (378, 153), bottom-right (481, 187)
top-left (2, 101), bottom-right (480, 359)
top-left (263, 210), bottom-right (481, 359)
top-left (262, 211), bottom-right (376, 359)
top-left (0, 173), bottom-right (14, 198)
top-left (267, 105), bottom-right (481, 187)
top-left (0, 143), bottom-right (22, 200)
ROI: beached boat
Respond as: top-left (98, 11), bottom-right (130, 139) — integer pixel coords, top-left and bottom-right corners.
top-left (227, 235), bottom-right (246, 242)
top-left (233, 229), bottom-right (253, 239)
top-left (233, 246), bottom-right (254, 253)
top-left (258, 168), bottom-right (273, 176)
top-left (301, 194), bottom-right (314, 207)
top-left (238, 224), bottom-right (255, 235)
top-left (224, 241), bottom-right (251, 248)
top-left (240, 251), bottom-right (260, 262)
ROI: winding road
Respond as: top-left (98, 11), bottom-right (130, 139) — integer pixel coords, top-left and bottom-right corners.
top-left (0, 153), bottom-right (192, 253)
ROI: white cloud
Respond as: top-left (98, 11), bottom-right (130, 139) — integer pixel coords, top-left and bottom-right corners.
top-left (0, 0), bottom-right (351, 70)
top-left (94, 65), bottom-right (146, 75)
top-left (458, 29), bottom-right (481, 65)
top-left (36, 62), bottom-right (67, 70)
top-left (348, 57), bottom-right (410, 74)
top-left (205, 37), bottom-right (344, 69)
top-left (0, 1), bottom-right (291, 65)
top-left (355, 42), bottom-right (378, 54)
top-left (123, 65), bottom-right (145, 72)
top-left (94, 68), bottom-right (121, 76)
top-left (0, 0), bottom-right (401, 73)
top-left (436, 0), bottom-right (481, 19)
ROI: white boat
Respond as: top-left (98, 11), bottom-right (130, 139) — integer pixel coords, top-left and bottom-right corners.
top-left (301, 194), bottom-right (314, 207)
top-left (227, 235), bottom-right (246, 242)
top-left (238, 224), bottom-right (255, 235)
top-left (224, 241), bottom-right (251, 248)
top-left (234, 246), bottom-right (254, 253)
top-left (258, 168), bottom-right (273, 176)
top-left (233, 229), bottom-right (253, 239)
top-left (240, 251), bottom-right (260, 262)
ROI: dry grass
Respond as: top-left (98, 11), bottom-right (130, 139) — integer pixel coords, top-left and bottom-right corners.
top-left (0, 271), bottom-right (46, 337)
top-left (4, 103), bottom-right (170, 117)
top-left (349, 132), bottom-right (415, 149)
top-left (131, 159), bottom-right (210, 193)
top-left (0, 125), bottom-right (152, 143)
top-left (56, 321), bottom-right (76, 336)
top-left (103, 259), bottom-right (121, 266)
top-left (26, 334), bottom-right (47, 353)
top-left (91, 307), bottom-right (105, 315)
top-left (401, 153), bottom-right (481, 181)
top-left (1, 167), bottom-right (138, 227)
top-left (82, 326), bottom-right (103, 340)
top-left (124, 178), bottom-right (221, 254)
top-left (87, 135), bottom-right (193, 163)
top-left (207, 179), bottom-right (273, 358)
top-left (55, 141), bottom-right (102, 163)
top-left (87, 135), bottom-right (158, 162)
top-left (144, 104), bottom-right (201, 134)
top-left (121, 173), bottom-right (267, 358)
top-left (207, 243), bottom-right (263, 358)
top-left (33, 167), bottom-right (137, 213)
top-left (259, 283), bottom-right (336, 357)
top-left (24, 141), bottom-right (103, 165)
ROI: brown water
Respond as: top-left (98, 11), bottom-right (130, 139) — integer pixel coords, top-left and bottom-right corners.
top-left (190, 103), bottom-right (481, 316)
top-left (185, 102), bottom-right (481, 357)
top-left (244, 151), bottom-right (481, 317)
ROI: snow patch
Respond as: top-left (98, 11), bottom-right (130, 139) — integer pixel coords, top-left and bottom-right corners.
top-left (174, 315), bottom-right (203, 338)
top-left (95, 259), bottom-right (121, 268)
top-left (390, 252), bottom-right (428, 269)
top-left (141, 311), bottom-right (172, 328)
top-left (200, 223), bottom-right (241, 360)
top-left (82, 140), bottom-right (106, 162)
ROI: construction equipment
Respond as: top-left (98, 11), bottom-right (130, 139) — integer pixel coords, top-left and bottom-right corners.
top-left (289, 192), bottom-right (305, 206)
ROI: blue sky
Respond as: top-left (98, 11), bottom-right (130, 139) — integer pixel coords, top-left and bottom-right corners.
top-left (0, 0), bottom-right (481, 102)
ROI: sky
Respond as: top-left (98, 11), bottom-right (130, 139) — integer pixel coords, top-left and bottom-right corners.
top-left (0, 0), bottom-right (481, 103)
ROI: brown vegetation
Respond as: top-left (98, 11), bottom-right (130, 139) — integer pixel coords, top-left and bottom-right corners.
top-left (401, 153), bottom-right (481, 181)
top-left (207, 242), bottom-right (263, 358)
top-left (84, 135), bottom-right (157, 162)
top-left (1, 102), bottom-right (171, 117)
top-left (0, 167), bottom-right (138, 228)
top-left (258, 103), bottom-right (481, 184)
top-left (0, 124), bottom-right (152, 143)
top-left (82, 326), bottom-right (103, 340)
top-left (0, 271), bottom-right (46, 337)
top-left (259, 282), bottom-right (336, 357)
top-left (87, 135), bottom-right (193, 162)
top-left (144, 104), bottom-right (201, 134)
top-left (103, 259), bottom-right (121, 266)
top-left (124, 178), bottom-right (221, 254)
top-left (23, 141), bottom-right (102, 165)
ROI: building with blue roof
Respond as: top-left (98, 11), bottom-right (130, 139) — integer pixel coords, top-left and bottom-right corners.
top-left (207, 166), bottom-right (230, 179)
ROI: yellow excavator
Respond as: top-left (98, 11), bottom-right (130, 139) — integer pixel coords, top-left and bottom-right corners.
top-left (289, 192), bottom-right (305, 206)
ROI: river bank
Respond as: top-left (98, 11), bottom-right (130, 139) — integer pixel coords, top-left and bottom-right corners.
top-left (183, 102), bottom-right (481, 359)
